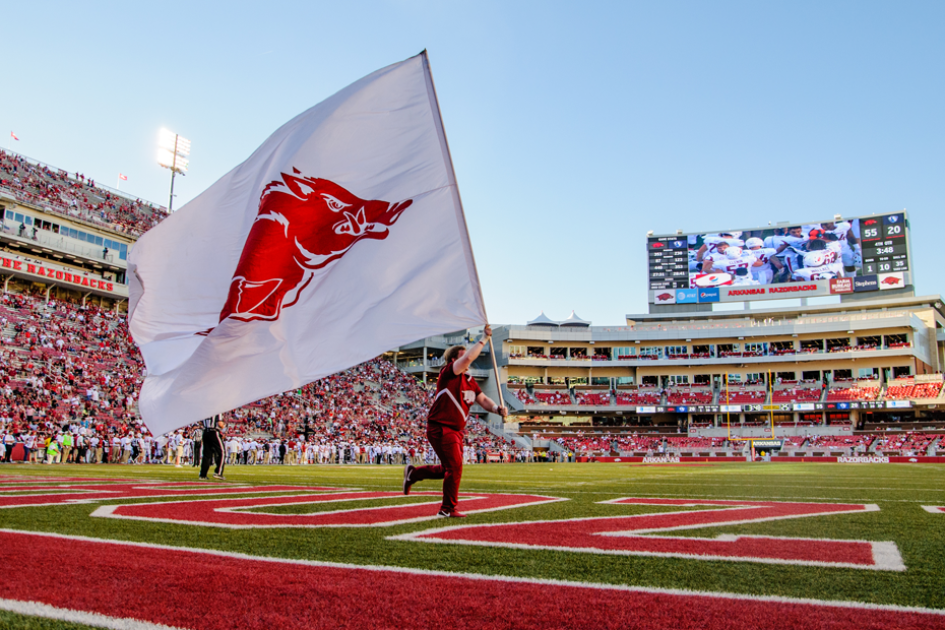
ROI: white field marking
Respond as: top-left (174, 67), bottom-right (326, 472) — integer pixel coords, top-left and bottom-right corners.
top-left (519, 489), bottom-right (936, 503)
top-left (921, 506), bottom-right (945, 513)
top-left (617, 481), bottom-right (945, 492)
top-left (90, 493), bottom-right (568, 529)
top-left (0, 528), bottom-right (939, 617)
top-left (333, 482), bottom-right (930, 503)
top-left (0, 486), bottom-right (357, 510)
top-left (0, 598), bottom-right (185, 630)
top-left (390, 502), bottom-right (906, 572)
top-left (595, 498), bottom-right (881, 533)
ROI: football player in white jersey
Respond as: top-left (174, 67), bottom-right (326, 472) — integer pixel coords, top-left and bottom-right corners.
top-left (695, 233), bottom-right (741, 265)
top-left (731, 266), bottom-right (759, 285)
top-left (789, 240), bottom-right (839, 281)
top-left (822, 233), bottom-right (846, 276)
top-left (821, 221), bottom-right (858, 268)
top-left (766, 227), bottom-right (808, 282)
top-left (745, 237), bottom-right (780, 284)
top-left (704, 245), bottom-right (757, 275)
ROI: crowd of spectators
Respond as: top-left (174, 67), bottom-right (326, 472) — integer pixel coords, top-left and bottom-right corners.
top-left (0, 149), bottom-right (167, 236)
top-left (0, 291), bottom-right (528, 464)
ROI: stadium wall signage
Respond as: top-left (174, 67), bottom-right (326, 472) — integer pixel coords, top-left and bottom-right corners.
top-left (653, 278), bottom-right (891, 304)
top-left (839, 456), bottom-right (890, 464)
top-left (0, 255), bottom-right (117, 293)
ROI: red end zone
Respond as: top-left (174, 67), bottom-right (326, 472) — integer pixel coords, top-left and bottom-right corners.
top-left (0, 530), bottom-right (940, 630)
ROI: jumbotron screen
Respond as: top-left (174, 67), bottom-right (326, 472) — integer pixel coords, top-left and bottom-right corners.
top-left (647, 212), bottom-right (911, 305)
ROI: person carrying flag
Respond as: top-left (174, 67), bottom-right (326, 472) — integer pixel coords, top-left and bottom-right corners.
top-left (403, 325), bottom-right (507, 517)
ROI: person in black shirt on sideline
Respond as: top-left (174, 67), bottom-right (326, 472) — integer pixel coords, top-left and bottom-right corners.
top-left (199, 416), bottom-right (226, 481)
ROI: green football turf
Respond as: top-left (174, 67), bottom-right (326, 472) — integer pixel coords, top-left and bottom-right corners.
top-left (1, 462), bottom-right (944, 629)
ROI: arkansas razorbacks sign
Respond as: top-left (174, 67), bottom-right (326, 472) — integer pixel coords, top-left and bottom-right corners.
top-left (219, 171), bottom-right (412, 323)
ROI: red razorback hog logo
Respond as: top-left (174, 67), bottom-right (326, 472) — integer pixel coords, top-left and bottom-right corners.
top-left (218, 170), bottom-right (412, 323)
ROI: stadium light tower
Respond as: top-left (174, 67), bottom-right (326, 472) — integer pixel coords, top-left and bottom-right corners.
top-left (157, 128), bottom-right (191, 212)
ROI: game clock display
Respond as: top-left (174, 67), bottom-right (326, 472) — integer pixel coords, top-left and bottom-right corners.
top-left (859, 213), bottom-right (909, 275)
top-left (647, 237), bottom-right (690, 290)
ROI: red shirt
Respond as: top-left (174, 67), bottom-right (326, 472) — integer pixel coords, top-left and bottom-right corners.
top-left (427, 361), bottom-right (482, 431)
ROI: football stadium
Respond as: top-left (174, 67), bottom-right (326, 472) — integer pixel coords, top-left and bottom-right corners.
top-left (1, 136), bottom-right (945, 630)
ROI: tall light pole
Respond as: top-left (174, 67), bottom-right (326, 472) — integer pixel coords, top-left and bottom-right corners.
top-left (157, 128), bottom-right (191, 212)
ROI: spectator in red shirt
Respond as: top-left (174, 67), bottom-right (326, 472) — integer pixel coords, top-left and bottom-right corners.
top-left (402, 325), bottom-right (507, 517)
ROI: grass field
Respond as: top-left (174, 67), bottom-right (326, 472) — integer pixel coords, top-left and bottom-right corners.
top-left (1, 462), bottom-right (944, 629)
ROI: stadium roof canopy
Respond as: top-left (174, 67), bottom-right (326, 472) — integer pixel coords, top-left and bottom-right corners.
top-left (527, 312), bottom-right (559, 327)
top-left (560, 311), bottom-right (591, 327)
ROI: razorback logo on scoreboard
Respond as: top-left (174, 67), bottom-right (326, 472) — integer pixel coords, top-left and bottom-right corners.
top-left (392, 497), bottom-right (905, 571)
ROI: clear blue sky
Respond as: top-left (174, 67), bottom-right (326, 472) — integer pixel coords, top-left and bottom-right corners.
top-left (4, 1), bottom-right (943, 325)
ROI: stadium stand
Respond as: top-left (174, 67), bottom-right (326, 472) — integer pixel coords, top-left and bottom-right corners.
top-left (574, 390), bottom-right (611, 406)
top-left (666, 386), bottom-right (713, 405)
top-left (719, 386), bottom-right (767, 404)
top-left (0, 149), bottom-right (167, 236)
top-left (534, 389), bottom-right (573, 406)
top-left (615, 387), bottom-right (661, 406)
top-left (508, 386), bottom-right (538, 405)
top-left (873, 433), bottom-right (942, 456)
top-left (826, 382), bottom-right (880, 402)
top-left (805, 435), bottom-right (874, 452)
top-left (664, 436), bottom-right (726, 450)
top-left (885, 379), bottom-right (944, 400)
top-left (771, 383), bottom-right (822, 403)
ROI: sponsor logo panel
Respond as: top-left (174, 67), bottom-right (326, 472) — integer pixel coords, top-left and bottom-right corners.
top-left (878, 272), bottom-right (905, 290)
top-left (675, 288), bottom-right (698, 304)
top-left (853, 275), bottom-right (879, 292)
top-left (697, 288), bottom-right (720, 303)
top-left (830, 277), bottom-right (854, 294)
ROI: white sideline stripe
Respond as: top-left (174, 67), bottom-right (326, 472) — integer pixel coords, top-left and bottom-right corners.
top-left (90, 493), bottom-right (568, 529)
top-left (0, 598), bottom-right (185, 630)
top-left (390, 502), bottom-right (906, 572)
top-left (921, 506), bottom-right (945, 513)
top-left (0, 528), bottom-right (940, 618)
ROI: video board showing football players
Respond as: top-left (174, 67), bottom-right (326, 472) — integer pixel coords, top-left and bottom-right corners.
top-left (687, 220), bottom-right (861, 289)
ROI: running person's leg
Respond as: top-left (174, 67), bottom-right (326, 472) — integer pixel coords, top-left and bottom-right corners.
top-left (406, 424), bottom-right (464, 514)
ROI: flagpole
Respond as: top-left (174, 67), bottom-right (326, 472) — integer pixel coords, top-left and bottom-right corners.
top-left (420, 50), bottom-right (505, 415)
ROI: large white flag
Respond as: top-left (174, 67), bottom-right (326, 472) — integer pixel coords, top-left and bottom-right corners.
top-left (129, 52), bottom-right (487, 436)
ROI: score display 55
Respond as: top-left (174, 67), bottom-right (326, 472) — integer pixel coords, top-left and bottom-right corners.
top-left (859, 213), bottom-right (908, 275)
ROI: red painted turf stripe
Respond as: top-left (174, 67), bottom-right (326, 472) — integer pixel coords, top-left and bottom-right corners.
top-left (407, 499), bottom-right (890, 568)
top-left (0, 477), bottom-right (128, 485)
top-left (0, 484), bottom-right (342, 508)
top-left (0, 531), bottom-right (940, 630)
top-left (99, 492), bottom-right (558, 527)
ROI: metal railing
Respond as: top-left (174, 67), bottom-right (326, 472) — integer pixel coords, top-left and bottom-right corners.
top-left (2, 223), bottom-right (120, 263)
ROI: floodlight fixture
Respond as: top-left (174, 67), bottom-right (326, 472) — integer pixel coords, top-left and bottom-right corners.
top-left (157, 128), bottom-right (192, 212)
